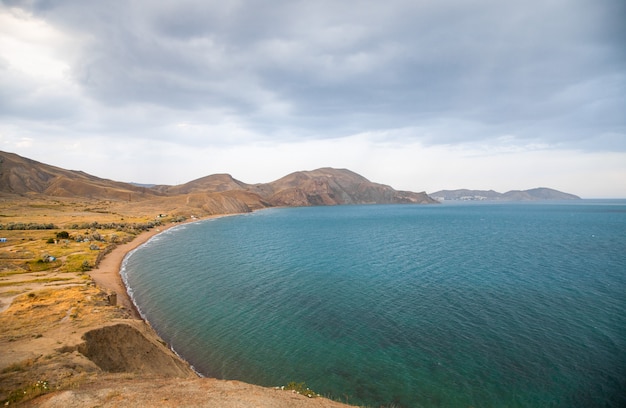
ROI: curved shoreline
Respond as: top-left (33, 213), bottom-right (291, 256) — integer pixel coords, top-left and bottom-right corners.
top-left (88, 225), bottom-right (168, 319)
top-left (90, 216), bottom-right (229, 316)
top-left (1, 208), bottom-right (356, 407)
top-left (87, 215), bottom-right (232, 371)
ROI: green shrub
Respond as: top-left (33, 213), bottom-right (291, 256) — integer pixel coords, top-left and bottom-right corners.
top-left (284, 382), bottom-right (319, 398)
top-left (1, 380), bottom-right (51, 405)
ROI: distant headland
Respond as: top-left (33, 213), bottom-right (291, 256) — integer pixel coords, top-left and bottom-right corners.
top-left (430, 188), bottom-right (580, 201)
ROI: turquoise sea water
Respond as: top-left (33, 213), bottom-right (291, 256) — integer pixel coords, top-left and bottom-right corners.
top-left (122, 201), bottom-right (626, 407)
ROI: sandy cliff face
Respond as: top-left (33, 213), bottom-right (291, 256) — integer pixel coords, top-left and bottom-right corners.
top-left (76, 323), bottom-right (195, 377)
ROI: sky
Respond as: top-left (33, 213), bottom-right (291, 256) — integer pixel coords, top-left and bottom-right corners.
top-left (1, 0), bottom-right (625, 198)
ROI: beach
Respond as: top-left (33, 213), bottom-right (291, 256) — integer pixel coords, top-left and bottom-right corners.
top-left (89, 215), bottom-right (232, 319)
top-left (0, 210), bottom-right (353, 407)
top-left (88, 225), bottom-right (166, 319)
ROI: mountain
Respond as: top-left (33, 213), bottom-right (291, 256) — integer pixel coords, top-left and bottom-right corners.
top-left (263, 168), bottom-right (435, 206)
top-left (0, 151), bottom-right (162, 201)
top-left (0, 151), bottom-right (437, 214)
top-left (430, 187), bottom-right (580, 201)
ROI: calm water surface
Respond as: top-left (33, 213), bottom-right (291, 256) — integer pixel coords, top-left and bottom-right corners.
top-left (123, 201), bottom-right (626, 407)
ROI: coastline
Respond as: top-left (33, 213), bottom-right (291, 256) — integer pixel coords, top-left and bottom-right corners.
top-left (88, 227), bottom-right (160, 319)
top-left (89, 215), bottom-right (228, 322)
top-left (1, 208), bottom-right (357, 406)
top-left (87, 214), bottom-right (238, 380)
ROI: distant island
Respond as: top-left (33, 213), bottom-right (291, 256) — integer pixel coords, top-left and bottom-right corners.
top-left (430, 188), bottom-right (580, 201)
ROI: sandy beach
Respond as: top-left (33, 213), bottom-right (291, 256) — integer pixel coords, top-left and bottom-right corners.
top-left (88, 226), bottom-right (164, 319)
top-left (0, 209), bottom-right (354, 407)
top-left (88, 216), bottom-right (224, 320)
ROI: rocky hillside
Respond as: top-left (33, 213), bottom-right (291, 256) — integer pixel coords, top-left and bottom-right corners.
top-left (430, 187), bottom-right (580, 201)
top-left (0, 151), bottom-right (437, 212)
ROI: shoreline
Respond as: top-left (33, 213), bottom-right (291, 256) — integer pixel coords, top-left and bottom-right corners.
top-left (1, 206), bottom-right (356, 406)
top-left (87, 214), bottom-right (235, 377)
top-left (88, 224), bottom-right (165, 319)
top-left (89, 215), bottom-right (230, 320)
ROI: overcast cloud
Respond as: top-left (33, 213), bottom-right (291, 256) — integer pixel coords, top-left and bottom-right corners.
top-left (1, 0), bottom-right (625, 197)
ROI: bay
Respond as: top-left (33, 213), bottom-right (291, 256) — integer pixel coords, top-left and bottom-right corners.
top-left (122, 201), bottom-right (626, 407)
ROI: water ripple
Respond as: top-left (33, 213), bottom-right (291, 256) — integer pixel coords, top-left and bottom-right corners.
top-left (124, 202), bottom-right (626, 408)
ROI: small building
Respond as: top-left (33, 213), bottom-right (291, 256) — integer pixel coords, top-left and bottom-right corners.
top-left (0, 238), bottom-right (6, 243)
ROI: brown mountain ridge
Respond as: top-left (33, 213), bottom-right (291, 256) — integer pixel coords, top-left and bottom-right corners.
top-left (0, 151), bottom-right (437, 215)
top-left (0, 151), bottom-right (161, 201)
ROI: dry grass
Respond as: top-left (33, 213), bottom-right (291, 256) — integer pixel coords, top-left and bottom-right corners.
top-left (0, 196), bottom-right (150, 404)
top-left (0, 286), bottom-right (123, 339)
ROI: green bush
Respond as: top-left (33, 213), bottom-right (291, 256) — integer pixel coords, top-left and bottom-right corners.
top-left (1, 380), bottom-right (51, 405)
top-left (284, 382), bottom-right (318, 398)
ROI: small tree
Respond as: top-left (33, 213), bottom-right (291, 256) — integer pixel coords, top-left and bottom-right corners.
top-left (56, 231), bottom-right (70, 239)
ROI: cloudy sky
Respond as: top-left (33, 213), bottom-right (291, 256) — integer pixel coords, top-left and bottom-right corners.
top-left (1, 0), bottom-right (625, 198)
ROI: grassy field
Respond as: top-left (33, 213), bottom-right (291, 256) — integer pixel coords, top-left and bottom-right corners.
top-left (0, 196), bottom-right (163, 271)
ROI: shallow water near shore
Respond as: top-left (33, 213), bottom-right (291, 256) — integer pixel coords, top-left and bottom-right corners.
top-left (122, 201), bottom-right (626, 407)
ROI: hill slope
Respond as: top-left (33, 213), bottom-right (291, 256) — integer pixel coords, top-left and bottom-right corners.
top-left (0, 151), bottom-right (161, 201)
top-left (0, 151), bottom-right (436, 212)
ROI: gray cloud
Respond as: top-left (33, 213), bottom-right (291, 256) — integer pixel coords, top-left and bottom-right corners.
top-left (2, 0), bottom-right (625, 151)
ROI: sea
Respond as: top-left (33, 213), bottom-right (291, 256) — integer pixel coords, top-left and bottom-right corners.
top-left (121, 201), bottom-right (626, 408)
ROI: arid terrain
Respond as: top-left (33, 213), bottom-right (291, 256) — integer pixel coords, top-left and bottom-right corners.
top-left (0, 195), bottom-right (356, 407)
top-left (1, 151), bottom-right (437, 406)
